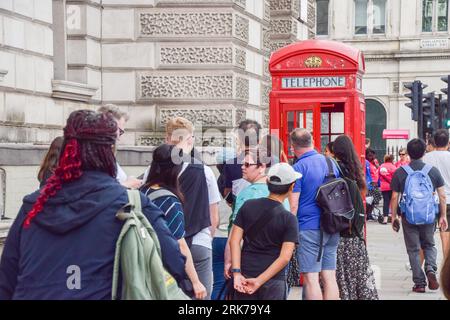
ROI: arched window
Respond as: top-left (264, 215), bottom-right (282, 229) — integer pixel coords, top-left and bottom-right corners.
top-left (365, 99), bottom-right (387, 160)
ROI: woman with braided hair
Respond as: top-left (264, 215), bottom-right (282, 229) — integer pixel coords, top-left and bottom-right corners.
top-left (0, 110), bottom-right (187, 300)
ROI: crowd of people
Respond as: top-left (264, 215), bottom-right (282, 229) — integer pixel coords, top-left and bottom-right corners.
top-left (0, 104), bottom-right (449, 300)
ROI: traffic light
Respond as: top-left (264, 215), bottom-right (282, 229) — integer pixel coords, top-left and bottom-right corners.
top-left (422, 91), bottom-right (438, 133)
top-left (404, 81), bottom-right (420, 121)
top-left (440, 75), bottom-right (450, 128)
top-left (441, 99), bottom-right (450, 129)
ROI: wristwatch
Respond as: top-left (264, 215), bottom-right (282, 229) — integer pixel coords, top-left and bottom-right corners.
top-left (231, 268), bottom-right (241, 273)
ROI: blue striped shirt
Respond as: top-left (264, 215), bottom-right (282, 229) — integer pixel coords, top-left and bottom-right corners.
top-left (142, 188), bottom-right (186, 240)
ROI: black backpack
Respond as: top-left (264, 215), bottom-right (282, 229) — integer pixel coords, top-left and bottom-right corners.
top-left (337, 165), bottom-right (365, 240)
top-left (316, 157), bottom-right (355, 235)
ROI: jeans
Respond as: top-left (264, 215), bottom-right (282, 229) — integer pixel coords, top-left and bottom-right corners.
top-left (402, 218), bottom-right (437, 286)
top-left (190, 245), bottom-right (213, 300)
top-left (211, 237), bottom-right (227, 300)
top-left (382, 190), bottom-right (392, 217)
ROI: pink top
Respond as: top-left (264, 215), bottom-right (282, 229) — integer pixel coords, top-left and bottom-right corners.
top-left (369, 161), bottom-right (379, 184)
top-left (378, 162), bottom-right (397, 191)
top-left (395, 159), bottom-right (410, 168)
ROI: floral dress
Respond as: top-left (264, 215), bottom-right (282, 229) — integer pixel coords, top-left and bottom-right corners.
top-left (335, 162), bottom-right (379, 300)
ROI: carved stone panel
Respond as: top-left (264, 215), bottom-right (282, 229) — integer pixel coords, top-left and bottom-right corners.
top-left (160, 46), bottom-right (233, 65)
top-left (159, 107), bottom-right (233, 127)
top-left (263, 109), bottom-right (269, 129)
top-left (140, 12), bottom-right (233, 37)
top-left (234, 15), bottom-right (249, 43)
top-left (271, 19), bottom-right (294, 35)
top-left (270, 0), bottom-right (293, 11)
top-left (235, 108), bottom-right (246, 125)
top-left (271, 40), bottom-right (292, 52)
top-left (263, 27), bottom-right (271, 52)
top-left (261, 83), bottom-right (271, 106)
top-left (234, 48), bottom-right (246, 69)
top-left (140, 74), bottom-right (233, 99)
top-left (263, 58), bottom-right (270, 78)
top-left (139, 136), bottom-right (165, 147)
top-left (199, 135), bottom-right (233, 147)
top-left (264, 0), bottom-right (271, 22)
top-left (235, 77), bottom-right (249, 101)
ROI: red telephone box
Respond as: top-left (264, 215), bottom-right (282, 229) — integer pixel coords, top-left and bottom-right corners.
top-left (269, 40), bottom-right (366, 161)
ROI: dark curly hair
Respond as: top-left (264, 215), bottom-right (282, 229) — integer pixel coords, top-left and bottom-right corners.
top-left (24, 110), bottom-right (118, 228)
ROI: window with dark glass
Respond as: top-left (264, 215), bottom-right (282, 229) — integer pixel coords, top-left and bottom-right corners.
top-left (373, 0), bottom-right (386, 33)
top-left (423, 0), bottom-right (449, 32)
top-left (316, 0), bottom-right (330, 35)
top-left (438, 0), bottom-right (449, 31)
top-left (355, 0), bottom-right (368, 34)
top-left (355, 0), bottom-right (386, 35)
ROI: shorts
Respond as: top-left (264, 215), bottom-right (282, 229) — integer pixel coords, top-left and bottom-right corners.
top-left (297, 230), bottom-right (340, 273)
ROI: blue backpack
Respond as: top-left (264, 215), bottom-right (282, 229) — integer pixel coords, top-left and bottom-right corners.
top-left (399, 165), bottom-right (438, 225)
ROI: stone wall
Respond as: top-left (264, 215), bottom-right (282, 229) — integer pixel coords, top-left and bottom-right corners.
top-left (0, 0), bottom-right (97, 145)
top-left (0, 0), bottom-right (314, 233)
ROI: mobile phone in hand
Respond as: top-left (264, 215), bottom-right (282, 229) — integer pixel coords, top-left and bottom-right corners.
top-left (393, 219), bottom-right (400, 232)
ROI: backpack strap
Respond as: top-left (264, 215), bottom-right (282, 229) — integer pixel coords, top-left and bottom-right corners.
top-left (112, 191), bottom-right (142, 300)
top-left (421, 164), bottom-right (433, 176)
top-left (401, 165), bottom-right (414, 175)
top-left (146, 188), bottom-right (177, 201)
top-left (325, 157), bottom-right (336, 180)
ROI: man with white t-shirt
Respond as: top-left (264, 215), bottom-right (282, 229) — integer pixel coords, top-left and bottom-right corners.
top-left (424, 129), bottom-right (450, 260)
top-left (165, 117), bottom-right (221, 300)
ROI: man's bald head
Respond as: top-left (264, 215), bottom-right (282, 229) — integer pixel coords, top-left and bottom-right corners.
top-left (290, 128), bottom-right (313, 150)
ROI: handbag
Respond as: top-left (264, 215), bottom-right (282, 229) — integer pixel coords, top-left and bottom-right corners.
top-left (368, 187), bottom-right (382, 205)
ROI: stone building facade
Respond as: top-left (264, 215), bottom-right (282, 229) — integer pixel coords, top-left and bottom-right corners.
top-left (314, 0), bottom-right (450, 157)
top-left (0, 0), bottom-right (312, 221)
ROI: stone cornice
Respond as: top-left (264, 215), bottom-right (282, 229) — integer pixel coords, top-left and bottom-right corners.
top-left (51, 80), bottom-right (98, 102)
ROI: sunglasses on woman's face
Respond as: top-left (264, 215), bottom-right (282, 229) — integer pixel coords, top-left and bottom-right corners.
top-left (243, 162), bottom-right (258, 168)
top-left (119, 128), bottom-right (125, 136)
top-left (399, 153), bottom-right (406, 156)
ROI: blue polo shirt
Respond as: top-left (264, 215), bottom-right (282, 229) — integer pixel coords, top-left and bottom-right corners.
top-left (292, 150), bottom-right (339, 231)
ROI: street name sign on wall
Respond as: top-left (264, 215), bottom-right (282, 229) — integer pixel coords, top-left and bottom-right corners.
top-left (282, 76), bottom-right (346, 89)
top-left (420, 39), bottom-right (449, 49)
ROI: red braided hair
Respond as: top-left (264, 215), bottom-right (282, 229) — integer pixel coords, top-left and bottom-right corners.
top-left (24, 110), bottom-right (117, 228)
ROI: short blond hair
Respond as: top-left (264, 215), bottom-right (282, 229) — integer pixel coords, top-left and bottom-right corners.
top-left (98, 104), bottom-right (129, 121)
top-left (166, 117), bottom-right (194, 143)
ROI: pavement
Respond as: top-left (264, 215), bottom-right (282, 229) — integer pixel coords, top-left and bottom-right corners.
top-left (288, 220), bottom-right (446, 300)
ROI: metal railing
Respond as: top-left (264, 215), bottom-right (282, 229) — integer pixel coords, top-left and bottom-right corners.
top-left (386, 145), bottom-right (405, 163)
